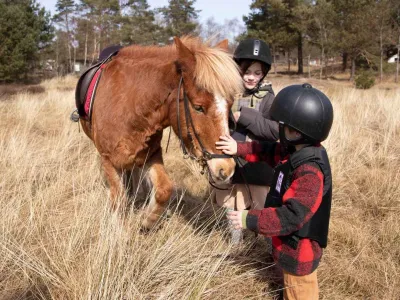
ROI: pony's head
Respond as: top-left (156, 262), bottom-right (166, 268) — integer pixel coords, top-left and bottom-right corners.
top-left (170, 37), bottom-right (243, 184)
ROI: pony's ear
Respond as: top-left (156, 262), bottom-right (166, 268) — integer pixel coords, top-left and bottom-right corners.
top-left (174, 37), bottom-right (195, 73)
top-left (215, 39), bottom-right (229, 51)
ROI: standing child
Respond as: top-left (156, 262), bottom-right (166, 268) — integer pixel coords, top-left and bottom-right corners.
top-left (216, 83), bottom-right (334, 300)
top-left (214, 38), bottom-right (279, 243)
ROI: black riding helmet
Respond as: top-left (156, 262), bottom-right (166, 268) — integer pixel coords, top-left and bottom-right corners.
top-left (234, 39), bottom-right (272, 79)
top-left (270, 83), bottom-right (334, 145)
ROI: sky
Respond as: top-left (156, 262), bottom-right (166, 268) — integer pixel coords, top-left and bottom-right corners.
top-left (36, 0), bottom-right (252, 25)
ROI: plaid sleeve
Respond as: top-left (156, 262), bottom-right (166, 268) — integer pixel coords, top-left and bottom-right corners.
top-left (237, 141), bottom-right (279, 166)
top-left (246, 163), bottom-right (324, 236)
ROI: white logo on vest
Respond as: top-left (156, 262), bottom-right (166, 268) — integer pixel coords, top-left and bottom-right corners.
top-left (276, 171), bottom-right (284, 193)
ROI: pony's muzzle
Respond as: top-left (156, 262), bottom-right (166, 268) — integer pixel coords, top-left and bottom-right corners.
top-left (218, 168), bottom-right (228, 181)
top-left (208, 157), bottom-right (235, 184)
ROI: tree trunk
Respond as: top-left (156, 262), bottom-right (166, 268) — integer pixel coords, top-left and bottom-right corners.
top-left (297, 33), bottom-right (303, 74)
top-left (66, 13), bottom-right (72, 73)
top-left (92, 34), bottom-right (97, 64)
top-left (84, 24), bottom-right (88, 67)
top-left (55, 37), bottom-right (59, 77)
top-left (396, 35), bottom-right (400, 83)
top-left (350, 57), bottom-right (356, 81)
top-left (380, 28), bottom-right (383, 82)
top-left (308, 54), bottom-right (311, 78)
top-left (273, 45), bottom-right (277, 75)
top-left (73, 46), bottom-right (76, 73)
top-left (325, 57), bottom-right (329, 78)
top-left (320, 47), bottom-right (325, 80)
top-left (342, 52), bottom-right (348, 72)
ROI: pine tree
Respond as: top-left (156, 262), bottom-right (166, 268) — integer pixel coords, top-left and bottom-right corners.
top-left (331, 0), bottom-right (377, 80)
top-left (0, 0), bottom-right (54, 82)
top-left (307, 0), bottom-right (337, 79)
top-left (392, 0), bottom-right (400, 82)
top-left (78, 0), bottom-right (121, 61)
top-left (243, 0), bottom-right (310, 74)
top-left (74, 17), bottom-right (96, 67)
top-left (120, 0), bottom-right (162, 45)
top-left (159, 0), bottom-right (200, 38)
top-left (53, 0), bottom-right (76, 73)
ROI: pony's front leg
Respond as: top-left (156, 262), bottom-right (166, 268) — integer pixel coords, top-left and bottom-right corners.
top-left (101, 157), bottom-right (128, 212)
top-left (142, 149), bottom-right (173, 229)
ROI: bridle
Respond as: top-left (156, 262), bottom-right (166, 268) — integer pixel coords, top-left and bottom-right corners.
top-left (168, 75), bottom-right (254, 206)
top-left (175, 76), bottom-right (231, 176)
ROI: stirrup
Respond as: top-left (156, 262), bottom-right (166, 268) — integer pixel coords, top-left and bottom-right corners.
top-left (70, 109), bottom-right (80, 122)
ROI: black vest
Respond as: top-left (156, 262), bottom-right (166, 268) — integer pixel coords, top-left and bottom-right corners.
top-left (265, 146), bottom-right (332, 248)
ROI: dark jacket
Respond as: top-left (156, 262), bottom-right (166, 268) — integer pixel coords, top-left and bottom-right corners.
top-left (230, 83), bottom-right (278, 186)
top-left (232, 83), bottom-right (279, 142)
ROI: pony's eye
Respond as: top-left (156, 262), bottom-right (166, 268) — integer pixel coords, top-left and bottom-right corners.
top-left (193, 105), bottom-right (204, 113)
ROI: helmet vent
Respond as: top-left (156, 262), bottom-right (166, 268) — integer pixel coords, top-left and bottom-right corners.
top-left (253, 40), bottom-right (260, 56)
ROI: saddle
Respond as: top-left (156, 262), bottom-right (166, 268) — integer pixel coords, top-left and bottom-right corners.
top-left (73, 49), bottom-right (120, 121)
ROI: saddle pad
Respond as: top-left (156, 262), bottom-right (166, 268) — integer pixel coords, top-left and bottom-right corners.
top-left (74, 49), bottom-right (120, 120)
top-left (84, 64), bottom-right (106, 119)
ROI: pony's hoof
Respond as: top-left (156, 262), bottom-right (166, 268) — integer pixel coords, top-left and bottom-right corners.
top-left (141, 219), bottom-right (154, 230)
top-left (139, 225), bottom-right (151, 234)
top-left (141, 214), bottom-right (159, 231)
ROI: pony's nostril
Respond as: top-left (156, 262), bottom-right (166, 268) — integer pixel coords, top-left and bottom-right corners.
top-left (218, 169), bottom-right (227, 181)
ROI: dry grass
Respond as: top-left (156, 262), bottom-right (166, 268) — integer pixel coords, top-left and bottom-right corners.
top-left (0, 75), bottom-right (399, 299)
top-left (0, 84), bottom-right (45, 98)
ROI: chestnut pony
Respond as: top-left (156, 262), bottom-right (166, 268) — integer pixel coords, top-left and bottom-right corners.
top-left (80, 37), bottom-right (243, 228)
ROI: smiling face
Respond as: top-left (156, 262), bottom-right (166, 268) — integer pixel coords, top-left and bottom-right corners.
top-left (242, 62), bottom-right (264, 90)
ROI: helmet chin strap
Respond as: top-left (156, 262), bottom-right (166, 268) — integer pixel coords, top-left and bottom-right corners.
top-left (279, 122), bottom-right (315, 148)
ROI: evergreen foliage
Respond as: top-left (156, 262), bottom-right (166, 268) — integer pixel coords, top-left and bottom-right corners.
top-left (120, 0), bottom-right (163, 45)
top-left (158, 0), bottom-right (200, 37)
top-left (1, 0), bottom-right (400, 81)
top-left (53, 0), bottom-right (76, 73)
top-left (0, 0), bottom-right (53, 82)
top-left (355, 71), bottom-right (375, 89)
top-left (243, 0), bottom-right (310, 74)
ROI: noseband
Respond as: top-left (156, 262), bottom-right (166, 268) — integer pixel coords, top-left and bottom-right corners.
top-left (175, 76), bottom-right (231, 173)
top-left (172, 76), bottom-right (253, 203)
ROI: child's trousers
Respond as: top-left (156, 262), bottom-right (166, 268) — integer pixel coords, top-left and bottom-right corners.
top-left (283, 269), bottom-right (319, 300)
top-left (214, 184), bottom-right (269, 210)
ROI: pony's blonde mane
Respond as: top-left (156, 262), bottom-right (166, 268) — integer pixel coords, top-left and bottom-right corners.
top-left (119, 37), bottom-right (243, 100)
top-left (181, 37), bottom-right (244, 100)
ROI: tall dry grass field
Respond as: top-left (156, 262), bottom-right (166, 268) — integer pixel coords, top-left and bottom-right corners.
top-left (0, 75), bottom-right (399, 299)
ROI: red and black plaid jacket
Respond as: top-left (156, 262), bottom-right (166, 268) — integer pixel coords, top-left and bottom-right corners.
top-left (237, 141), bottom-right (325, 276)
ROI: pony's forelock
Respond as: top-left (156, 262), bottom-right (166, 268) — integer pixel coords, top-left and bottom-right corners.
top-left (180, 37), bottom-right (243, 100)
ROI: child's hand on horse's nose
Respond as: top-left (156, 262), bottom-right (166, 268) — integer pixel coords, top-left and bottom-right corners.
top-left (215, 135), bottom-right (237, 155)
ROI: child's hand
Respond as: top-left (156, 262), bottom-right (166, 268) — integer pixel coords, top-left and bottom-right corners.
top-left (216, 135), bottom-right (237, 155)
top-left (227, 210), bottom-right (243, 230)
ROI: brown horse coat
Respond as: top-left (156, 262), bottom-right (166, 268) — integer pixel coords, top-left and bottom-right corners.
top-left (80, 37), bottom-right (243, 228)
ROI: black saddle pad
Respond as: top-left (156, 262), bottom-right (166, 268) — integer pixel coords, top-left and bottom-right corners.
top-left (74, 48), bottom-right (121, 118)
top-left (75, 61), bottom-right (102, 117)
